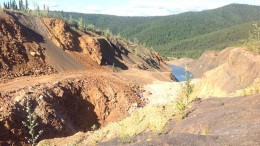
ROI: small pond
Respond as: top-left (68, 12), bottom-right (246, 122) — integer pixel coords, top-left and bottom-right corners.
top-left (169, 65), bottom-right (193, 82)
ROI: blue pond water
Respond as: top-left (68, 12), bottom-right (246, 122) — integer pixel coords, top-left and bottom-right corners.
top-left (169, 65), bottom-right (193, 82)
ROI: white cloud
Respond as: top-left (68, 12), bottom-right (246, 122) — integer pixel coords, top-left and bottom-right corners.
top-left (27, 0), bottom-right (58, 10)
top-left (6, 0), bottom-right (259, 16)
top-left (61, 0), bottom-right (260, 16)
top-left (39, 0), bottom-right (58, 8)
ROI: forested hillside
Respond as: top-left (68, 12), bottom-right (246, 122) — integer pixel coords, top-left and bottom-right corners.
top-left (58, 4), bottom-right (260, 58)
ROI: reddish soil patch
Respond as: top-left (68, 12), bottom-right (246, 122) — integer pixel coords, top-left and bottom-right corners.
top-left (0, 73), bottom-right (143, 145)
top-left (0, 12), bottom-right (56, 81)
top-left (0, 10), bottom-right (173, 146)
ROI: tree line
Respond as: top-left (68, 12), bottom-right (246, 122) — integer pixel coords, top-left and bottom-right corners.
top-left (0, 0), bottom-right (50, 16)
top-left (59, 4), bottom-right (260, 58)
top-left (1, 0), bottom-right (29, 10)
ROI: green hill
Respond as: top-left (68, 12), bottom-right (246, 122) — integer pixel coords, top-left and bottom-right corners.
top-left (57, 4), bottom-right (260, 58)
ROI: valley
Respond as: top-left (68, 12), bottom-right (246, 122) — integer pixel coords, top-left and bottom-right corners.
top-left (60, 4), bottom-right (260, 58)
top-left (0, 2), bottom-right (260, 146)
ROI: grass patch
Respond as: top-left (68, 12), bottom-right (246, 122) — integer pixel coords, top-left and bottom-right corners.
top-left (176, 67), bottom-right (195, 119)
top-left (200, 127), bottom-right (211, 136)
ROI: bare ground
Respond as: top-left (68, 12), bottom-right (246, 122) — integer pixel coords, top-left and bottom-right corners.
top-left (99, 94), bottom-right (260, 146)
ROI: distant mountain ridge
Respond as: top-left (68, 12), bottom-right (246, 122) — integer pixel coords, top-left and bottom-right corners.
top-left (59, 4), bottom-right (260, 58)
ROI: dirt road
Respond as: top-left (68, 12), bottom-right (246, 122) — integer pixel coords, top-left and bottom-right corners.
top-left (0, 71), bottom-right (86, 93)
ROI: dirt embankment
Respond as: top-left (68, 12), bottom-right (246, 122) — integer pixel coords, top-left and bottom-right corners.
top-left (29, 15), bottom-right (170, 72)
top-left (0, 10), bottom-right (174, 146)
top-left (1, 11), bottom-right (170, 80)
top-left (0, 73), bottom-right (143, 145)
top-left (12, 12), bottom-right (86, 72)
top-left (0, 12), bottom-right (56, 81)
top-left (41, 16), bottom-right (171, 72)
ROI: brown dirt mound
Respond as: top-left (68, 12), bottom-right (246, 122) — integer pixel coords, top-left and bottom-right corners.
top-left (0, 12), bottom-right (56, 81)
top-left (0, 73), bottom-right (143, 145)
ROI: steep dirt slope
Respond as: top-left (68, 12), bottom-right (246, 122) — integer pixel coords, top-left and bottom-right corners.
top-left (42, 17), bottom-right (170, 71)
top-left (1, 10), bottom-right (170, 76)
top-left (0, 9), bottom-right (172, 88)
top-left (98, 38), bottom-right (170, 71)
top-left (9, 12), bottom-right (85, 71)
top-left (0, 12), bottom-right (55, 81)
top-left (36, 79), bottom-right (185, 146)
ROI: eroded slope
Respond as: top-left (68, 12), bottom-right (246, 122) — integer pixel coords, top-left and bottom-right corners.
top-left (0, 12), bottom-right (55, 81)
top-left (0, 72), bottom-right (143, 145)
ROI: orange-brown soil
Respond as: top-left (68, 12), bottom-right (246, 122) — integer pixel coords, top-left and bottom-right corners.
top-left (0, 10), bottom-right (173, 146)
top-left (0, 71), bottom-right (145, 145)
top-left (0, 12), bottom-right (56, 81)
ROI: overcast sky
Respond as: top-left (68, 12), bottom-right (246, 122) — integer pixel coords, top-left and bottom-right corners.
top-left (2, 0), bottom-right (260, 16)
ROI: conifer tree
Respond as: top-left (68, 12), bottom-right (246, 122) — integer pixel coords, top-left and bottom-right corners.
top-left (3, 2), bottom-right (7, 9)
top-left (78, 17), bottom-right (85, 31)
top-left (19, 0), bottom-right (24, 10)
top-left (68, 15), bottom-right (78, 28)
top-left (36, 5), bottom-right (40, 15)
top-left (47, 6), bottom-right (49, 14)
top-left (25, 0), bottom-right (29, 10)
top-left (7, 1), bottom-right (10, 9)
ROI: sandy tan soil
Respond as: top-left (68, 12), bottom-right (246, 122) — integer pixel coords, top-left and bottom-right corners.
top-left (190, 48), bottom-right (260, 97)
top-left (99, 94), bottom-right (260, 146)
